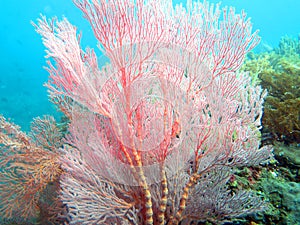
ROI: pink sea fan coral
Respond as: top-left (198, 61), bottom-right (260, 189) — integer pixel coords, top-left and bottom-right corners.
top-left (33, 0), bottom-right (272, 224)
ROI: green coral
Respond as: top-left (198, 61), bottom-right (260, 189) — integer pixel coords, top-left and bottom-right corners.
top-left (242, 36), bottom-right (300, 144)
top-left (259, 168), bottom-right (300, 225)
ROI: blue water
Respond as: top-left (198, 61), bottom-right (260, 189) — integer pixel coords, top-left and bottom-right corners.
top-left (0, 0), bottom-right (299, 131)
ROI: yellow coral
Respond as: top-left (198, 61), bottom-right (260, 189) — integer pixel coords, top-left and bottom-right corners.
top-left (242, 36), bottom-right (300, 144)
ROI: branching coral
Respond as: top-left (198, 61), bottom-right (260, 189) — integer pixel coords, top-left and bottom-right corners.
top-left (0, 115), bottom-right (64, 223)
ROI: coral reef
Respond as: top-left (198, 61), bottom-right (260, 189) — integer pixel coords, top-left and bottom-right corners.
top-left (240, 36), bottom-right (300, 225)
top-left (242, 36), bottom-right (300, 144)
top-left (0, 0), bottom-right (279, 224)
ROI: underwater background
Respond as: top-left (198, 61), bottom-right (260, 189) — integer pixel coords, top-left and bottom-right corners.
top-left (0, 0), bottom-right (299, 225)
top-left (0, 0), bottom-right (299, 131)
